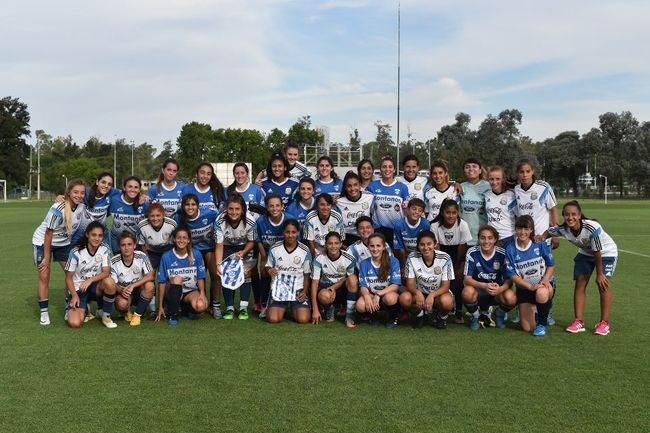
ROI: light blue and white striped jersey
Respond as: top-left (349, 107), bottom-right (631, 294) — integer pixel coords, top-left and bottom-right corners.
top-left (149, 181), bottom-right (186, 217)
top-left (464, 245), bottom-right (508, 285)
top-left (368, 179), bottom-right (409, 229)
top-left (460, 180), bottom-right (490, 246)
top-left (311, 250), bottom-right (356, 287)
top-left (547, 219), bottom-right (617, 257)
top-left (32, 202), bottom-right (85, 247)
top-left (303, 209), bottom-right (345, 256)
top-left (136, 217), bottom-right (176, 254)
top-left (65, 243), bottom-right (111, 291)
top-left (514, 180), bottom-right (557, 235)
top-left (157, 247), bottom-right (206, 293)
top-left (336, 193), bottom-right (374, 236)
top-left (348, 240), bottom-right (394, 271)
top-left (214, 213), bottom-right (257, 246)
top-left (110, 250), bottom-right (153, 287)
top-left (423, 184), bottom-right (458, 222)
top-left (358, 256), bottom-right (402, 294)
top-left (396, 175), bottom-right (428, 202)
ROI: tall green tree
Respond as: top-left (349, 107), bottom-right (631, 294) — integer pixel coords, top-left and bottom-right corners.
top-left (436, 112), bottom-right (474, 179)
top-left (599, 111), bottom-right (639, 196)
top-left (176, 122), bottom-right (215, 181)
top-left (0, 97), bottom-right (31, 188)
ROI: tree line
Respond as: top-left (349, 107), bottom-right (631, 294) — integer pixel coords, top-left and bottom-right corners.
top-left (1, 95), bottom-right (648, 197)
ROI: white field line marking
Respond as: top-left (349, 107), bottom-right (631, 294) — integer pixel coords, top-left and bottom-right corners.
top-left (619, 249), bottom-right (650, 258)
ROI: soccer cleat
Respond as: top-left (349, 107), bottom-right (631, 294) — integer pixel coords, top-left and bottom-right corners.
top-left (212, 307), bottom-right (223, 320)
top-left (369, 317), bottom-right (381, 327)
top-left (479, 313), bottom-right (495, 328)
top-left (123, 311), bottom-right (134, 322)
top-left (63, 309), bottom-right (69, 321)
top-left (129, 314), bottom-right (142, 327)
top-left (532, 324), bottom-right (547, 337)
top-left (547, 309), bottom-right (556, 326)
top-left (412, 314), bottom-right (426, 329)
top-left (511, 309), bottom-right (521, 324)
top-left (238, 309), bottom-right (249, 320)
top-left (101, 315), bottom-right (118, 329)
top-left (385, 317), bottom-right (399, 329)
top-left (469, 316), bottom-right (480, 331)
top-left (566, 319), bottom-right (586, 333)
top-left (223, 309), bottom-right (235, 320)
top-left (84, 311), bottom-right (96, 323)
top-left (168, 317), bottom-right (178, 326)
top-left (40, 311), bottom-right (50, 326)
top-left (259, 307), bottom-right (267, 319)
top-left (453, 310), bottom-right (464, 324)
top-left (325, 305), bottom-right (336, 322)
top-left (345, 314), bottom-right (356, 329)
top-left (252, 302), bottom-right (262, 314)
top-left (435, 316), bottom-right (447, 329)
top-left (594, 320), bottom-right (610, 336)
top-left (495, 308), bottom-right (507, 329)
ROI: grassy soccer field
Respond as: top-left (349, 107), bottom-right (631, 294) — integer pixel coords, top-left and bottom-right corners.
top-left (0, 200), bottom-right (649, 433)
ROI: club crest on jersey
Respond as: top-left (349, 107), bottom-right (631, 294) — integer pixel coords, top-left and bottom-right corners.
top-left (444, 232), bottom-right (454, 242)
top-left (337, 265), bottom-right (345, 273)
top-left (163, 233), bottom-right (169, 240)
top-left (531, 192), bottom-right (538, 200)
top-left (202, 218), bottom-right (208, 225)
top-left (534, 248), bottom-right (539, 255)
top-left (433, 266), bottom-right (442, 275)
top-left (285, 187), bottom-right (292, 195)
top-left (328, 225), bottom-right (335, 231)
top-left (394, 204), bottom-right (400, 212)
top-left (239, 230), bottom-right (246, 236)
top-left (133, 266), bottom-right (141, 274)
top-left (394, 189), bottom-right (401, 194)
top-left (415, 184), bottom-right (421, 190)
top-left (117, 207), bottom-right (124, 212)
top-left (94, 255), bottom-right (103, 262)
top-left (293, 256), bottom-right (301, 264)
top-left (500, 198), bottom-right (507, 205)
top-left (493, 262), bottom-right (500, 270)
top-left (362, 203), bottom-right (369, 210)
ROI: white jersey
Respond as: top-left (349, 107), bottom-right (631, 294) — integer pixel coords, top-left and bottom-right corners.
top-left (515, 180), bottom-right (557, 235)
top-left (303, 209), bottom-right (345, 255)
top-left (214, 213), bottom-right (257, 246)
top-left (266, 241), bottom-right (312, 301)
top-left (348, 240), bottom-right (394, 271)
top-left (423, 184), bottom-right (458, 221)
top-left (137, 217), bottom-right (177, 254)
top-left (396, 175), bottom-right (428, 202)
top-left (65, 243), bottom-right (111, 291)
top-left (336, 193), bottom-right (374, 236)
top-left (484, 190), bottom-right (517, 239)
top-left (547, 219), bottom-right (618, 257)
top-left (311, 250), bottom-right (356, 287)
top-left (32, 202), bottom-right (85, 247)
top-left (110, 251), bottom-right (153, 287)
top-left (430, 220), bottom-right (472, 246)
top-left (405, 251), bottom-right (455, 294)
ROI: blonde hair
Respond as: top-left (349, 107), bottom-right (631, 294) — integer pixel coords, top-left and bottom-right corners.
top-left (64, 179), bottom-right (86, 235)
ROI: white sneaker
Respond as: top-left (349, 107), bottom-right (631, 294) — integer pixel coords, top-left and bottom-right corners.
top-left (40, 311), bottom-right (50, 326)
top-left (259, 307), bottom-right (267, 319)
top-left (101, 315), bottom-right (118, 329)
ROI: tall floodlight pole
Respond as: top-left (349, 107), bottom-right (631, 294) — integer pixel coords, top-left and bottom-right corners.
top-left (36, 133), bottom-right (41, 200)
top-left (396, 2), bottom-right (401, 167)
top-left (131, 140), bottom-right (135, 176)
top-left (114, 135), bottom-right (118, 184)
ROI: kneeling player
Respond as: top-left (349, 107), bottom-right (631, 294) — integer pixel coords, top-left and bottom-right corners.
top-left (265, 219), bottom-right (312, 324)
top-left (462, 225), bottom-right (515, 330)
top-left (155, 226), bottom-right (208, 326)
top-left (399, 230), bottom-right (454, 329)
top-left (310, 232), bottom-right (358, 328)
top-left (105, 232), bottom-right (155, 327)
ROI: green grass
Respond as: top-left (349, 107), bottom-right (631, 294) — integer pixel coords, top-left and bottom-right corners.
top-left (1, 200), bottom-right (649, 433)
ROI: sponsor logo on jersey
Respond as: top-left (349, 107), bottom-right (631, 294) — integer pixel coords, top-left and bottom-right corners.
top-left (394, 189), bottom-right (401, 194)
top-left (525, 269), bottom-right (537, 276)
top-left (415, 184), bottom-right (421, 190)
top-left (444, 232), bottom-right (454, 242)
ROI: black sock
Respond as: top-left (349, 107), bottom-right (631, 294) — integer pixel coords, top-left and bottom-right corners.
top-left (166, 284), bottom-right (183, 318)
top-left (537, 300), bottom-right (551, 326)
top-left (136, 296), bottom-right (151, 316)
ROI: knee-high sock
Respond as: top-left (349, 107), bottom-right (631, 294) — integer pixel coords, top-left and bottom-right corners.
top-left (165, 284), bottom-right (183, 318)
top-left (102, 294), bottom-right (115, 316)
top-left (240, 281), bottom-right (251, 309)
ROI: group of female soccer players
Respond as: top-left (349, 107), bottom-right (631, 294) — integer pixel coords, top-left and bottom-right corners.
top-left (32, 141), bottom-right (619, 336)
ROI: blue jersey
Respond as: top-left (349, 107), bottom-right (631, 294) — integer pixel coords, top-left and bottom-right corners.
top-left (182, 183), bottom-right (225, 212)
top-left (157, 247), bottom-right (206, 293)
top-left (393, 217), bottom-right (431, 253)
top-left (358, 256), bottom-right (402, 295)
top-left (256, 214), bottom-right (289, 250)
top-left (229, 183), bottom-right (266, 217)
top-left (464, 245), bottom-right (508, 285)
top-left (108, 193), bottom-right (146, 252)
top-left (285, 199), bottom-right (315, 228)
top-left (174, 209), bottom-right (219, 252)
top-left (460, 180), bottom-right (490, 246)
top-left (315, 178), bottom-right (343, 199)
top-left (368, 179), bottom-right (409, 230)
top-left (261, 178), bottom-right (299, 207)
top-left (149, 181), bottom-right (186, 217)
top-left (72, 189), bottom-right (113, 243)
top-left (505, 240), bottom-right (555, 288)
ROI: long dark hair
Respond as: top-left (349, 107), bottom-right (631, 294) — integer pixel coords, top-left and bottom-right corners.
top-left (196, 162), bottom-right (225, 208)
top-left (156, 158), bottom-right (180, 194)
top-left (317, 155), bottom-right (339, 180)
top-left (177, 194), bottom-right (199, 225)
top-left (122, 176), bottom-right (142, 212)
top-left (367, 233), bottom-right (391, 281)
top-left (341, 171), bottom-right (362, 200)
top-left (432, 198), bottom-right (461, 226)
top-left (227, 162), bottom-right (250, 196)
top-left (266, 153), bottom-right (290, 182)
top-left (172, 225), bottom-right (195, 265)
top-left (88, 172), bottom-right (113, 208)
top-left (74, 221), bottom-right (105, 252)
top-left (561, 200), bottom-right (592, 227)
top-left (225, 193), bottom-right (247, 226)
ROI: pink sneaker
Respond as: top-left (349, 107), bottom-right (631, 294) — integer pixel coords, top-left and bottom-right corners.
top-left (566, 319), bottom-right (586, 333)
top-left (594, 320), bottom-right (610, 336)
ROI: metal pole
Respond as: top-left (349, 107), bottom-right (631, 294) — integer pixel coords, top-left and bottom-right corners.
top-left (131, 140), bottom-right (134, 176)
top-left (114, 135), bottom-right (117, 184)
top-left (396, 1), bottom-right (401, 166)
top-left (28, 146), bottom-right (32, 198)
top-left (37, 135), bottom-right (41, 200)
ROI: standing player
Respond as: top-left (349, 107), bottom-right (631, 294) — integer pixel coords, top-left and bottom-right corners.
top-left (106, 231), bottom-right (155, 327)
top-left (314, 156), bottom-right (343, 201)
top-left (310, 232), bottom-right (358, 327)
top-left (459, 158), bottom-right (490, 247)
top-left (430, 199), bottom-right (472, 324)
top-left (484, 166), bottom-right (516, 247)
top-left (368, 155), bottom-right (409, 248)
top-left (285, 177), bottom-right (316, 228)
top-left (255, 141), bottom-right (311, 183)
top-left (108, 176), bottom-right (146, 253)
top-left (214, 194), bottom-right (257, 320)
top-left (182, 162), bottom-right (226, 211)
top-left (72, 172), bottom-right (113, 244)
top-left (32, 179), bottom-right (86, 325)
top-left (543, 201), bottom-right (618, 336)
top-left (356, 159), bottom-right (375, 191)
top-left (64, 221), bottom-right (114, 328)
top-left (393, 198), bottom-right (430, 274)
top-left (337, 172), bottom-right (374, 246)
top-left (303, 193), bottom-right (345, 257)
top-left (423, 161), bottom-right (458, 222)
top-left (462, 225), bottom-right (516, 330)
top-left (149, 158), bottom-right (185, 217)
top-left (399, 230), bottom-right (455, 329)
top-left (505, 215), bottom-right (555, 337)
top-left (261, 153), bottom-right (299, 207)
top-left (356, 233), bottom-right (402, 329)
top-left (264, 219), bottom-right (312, 324)
top-left (156, 226), bottom-right (208, 326)
top-left (227, 162), bottom-right (266, 219)
top-left (396, 154), bottom-right (428, 202)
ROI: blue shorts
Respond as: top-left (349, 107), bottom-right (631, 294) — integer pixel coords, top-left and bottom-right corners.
top-left (269, 299), bottom-right (310, 309)
top-left (71, 282), bottom-right (99, 309)
top-left (148, 252), bottom-right (163, 269)
top-left (33, 244), bottom-right (72, 266)
top-left (574, 254), bottom-right (617, 280)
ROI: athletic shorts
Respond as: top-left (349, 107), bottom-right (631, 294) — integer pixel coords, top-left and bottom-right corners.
top-left (574, 254), bottom-right (617, 280)
top-left (269, 299), bottom-right (310, 309)
top-left (516, 281), bottom-right (555, 305)
top-left (147, 251), bottom-right (163, 269)
top-left (477, 288), bottom-right (498, 309)
top-left (71, 282), bottom-right (99, 309)
top-left (33, 244), bottom-right (71, 266)
top-left (224, 245), bottom-right (256, 273)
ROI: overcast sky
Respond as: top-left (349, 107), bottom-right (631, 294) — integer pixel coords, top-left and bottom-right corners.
top-left (3, 0), bottom-right (649, 150)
